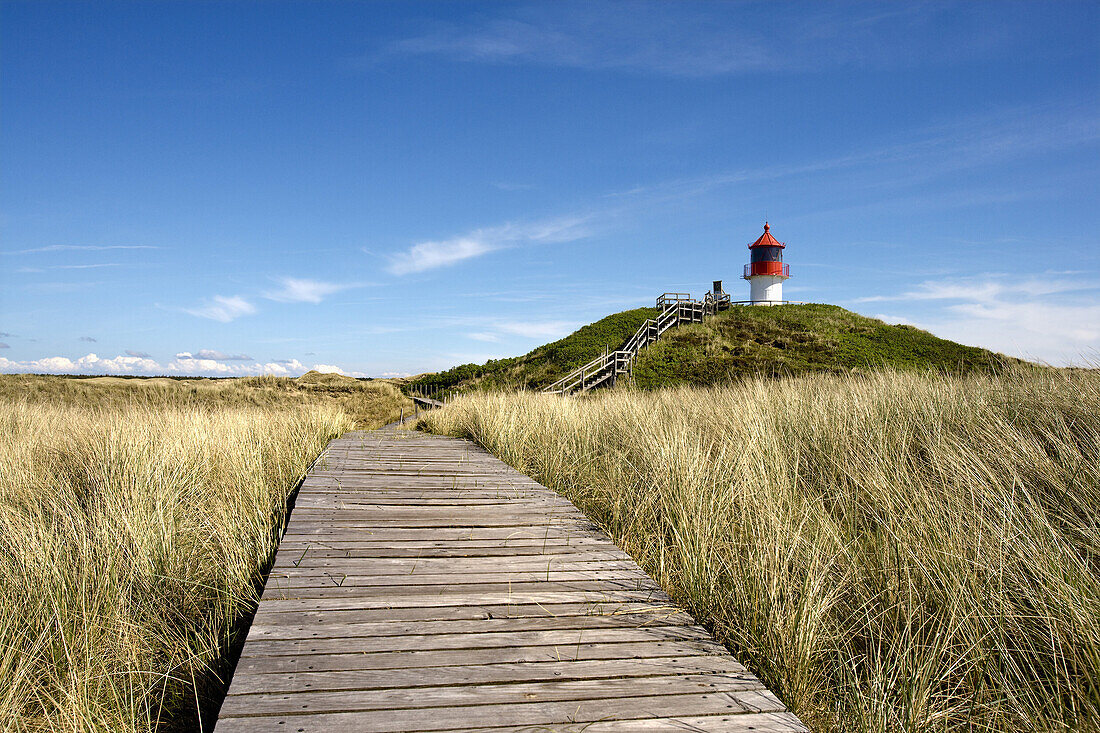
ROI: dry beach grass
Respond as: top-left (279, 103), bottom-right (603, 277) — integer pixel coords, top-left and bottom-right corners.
top-left (0, 375), bottom-right (400, 731)
top-left (421, 367), bottom-right (1100, 732)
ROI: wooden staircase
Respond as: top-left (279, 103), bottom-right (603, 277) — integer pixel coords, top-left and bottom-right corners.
top-left (543, 291), bottom-right (729, 396)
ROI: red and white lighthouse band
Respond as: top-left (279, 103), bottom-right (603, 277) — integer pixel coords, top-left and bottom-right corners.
top-left (743, 222), bottom-right (789, 305)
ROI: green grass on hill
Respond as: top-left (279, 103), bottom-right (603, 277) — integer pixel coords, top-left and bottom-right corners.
top-left (408, 303), bottom-right (1017, 394)
top-left (407, 307), bottom-right (659, 392)
top-left (631, 303), bottom-right (1015, 388)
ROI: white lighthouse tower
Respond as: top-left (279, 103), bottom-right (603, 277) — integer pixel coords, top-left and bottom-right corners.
top-left (743, 222), bottom-right (790, 305)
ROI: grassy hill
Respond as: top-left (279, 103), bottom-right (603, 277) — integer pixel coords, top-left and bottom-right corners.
top-left (408, 303), bottom-right (1016, 393)
top-left (631, 303), bottom-right (1015, 388)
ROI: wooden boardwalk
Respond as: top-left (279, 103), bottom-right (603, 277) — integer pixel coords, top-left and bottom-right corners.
top-left (216, 427), bottom-right (807, 732)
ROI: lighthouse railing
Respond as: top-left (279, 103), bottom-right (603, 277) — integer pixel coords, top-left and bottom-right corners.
top-left (744, 263), bottom-right (790, 279)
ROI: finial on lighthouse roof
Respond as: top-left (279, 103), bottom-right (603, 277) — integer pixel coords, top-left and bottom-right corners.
top-left (748, 221), bottom-right (785, 249)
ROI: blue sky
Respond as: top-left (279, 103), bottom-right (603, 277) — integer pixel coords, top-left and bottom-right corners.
top-left (2, 1), bottom-right (1098, 376)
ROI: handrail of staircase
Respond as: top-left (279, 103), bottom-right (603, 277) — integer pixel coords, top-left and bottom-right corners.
top-left (544, 297), bottom-right (705, 395)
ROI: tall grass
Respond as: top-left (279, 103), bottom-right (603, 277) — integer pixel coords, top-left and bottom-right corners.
top-left (0, 398), bottom-right (354, 731)
top-left (0, 372), bottom-right (412, 430)
top-left (421, 368), bottom-right (1100, 732)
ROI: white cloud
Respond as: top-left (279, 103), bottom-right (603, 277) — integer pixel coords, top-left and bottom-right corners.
top-left (379, 3), bottom-right (1017, 77)
top-left (0, 352), bottom-right (356, 378)
top-left (261, 359), bottom-right (307, 376)
top-left (387, 236), bottom-right (496, 275)
top-left (195, 349), bottom-right (253, 361)
top-left (264, 277), bottom-right (361, 304)
top-left (855, 277), bottom-right (1100, 304)
top-left (310, 364), bottom-right (346, 375)
top-left (386, 216), bottom-right (592, 275)
top-left (182, 295), bottom-right (256, 322)
top-left (0, 353), bottom-right (161, 375)
top-left (3, 244), bottom-right (159, 255)
top-left (496, 320), bottom-right (578, 340)
top-left (467, 332), bottom-right (501, 342)
top-left (854, 274), bottom-right (1100, 365)
top-left (462, 319), bottom-right (579, 344)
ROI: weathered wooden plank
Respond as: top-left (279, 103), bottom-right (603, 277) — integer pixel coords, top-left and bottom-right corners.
top-left (215, 689), bottom-right (787, 732)
top-left (245, 610), bottom-right (695, 641)
top-left (250, 589), bottom-right (675, 612)
top-left (273, 549), bottom-right (631, 564)
top-left (265, 569), bottom-right (652, 588)
top-left (237, 625), bottom-right (714, 658)
top-left (222, 656), bottom-right (749, 695)
top-left (219, 673), bottom-right (764, 717)
top-left (260, 579), bottom-right (666, 602)
top-left (248, 600), bottom-right (687, 626)
top-left (434, 712), bottom-right (811, 733)
top-left (233, 639), bottom-right (730, 675)
top-left (216, 427), bottom-right (804, 732)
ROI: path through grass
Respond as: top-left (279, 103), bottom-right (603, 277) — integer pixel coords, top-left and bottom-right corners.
top-left (421, 368), bottom-right (1100, 732)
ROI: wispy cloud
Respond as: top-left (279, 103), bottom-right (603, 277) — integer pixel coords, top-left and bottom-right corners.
top-left (464, 319), bottom-right (579, 343)
top-left (377, 3), bottom-right (1022, 77)
top-left (466, 332), bottom-right (501, 343)
top-left (79, 336), bottom-right (97, 343)
top-left (855, 276), bottom-right (1100, 304)
top-left (263, 277), bottom-right (363, 304)
top-left (4, 245), bottom-right (159, 255)
top-left (386, 215), bottom-right (593, 275)
top-left (176, 349), bottom-right (253, 361)
top-left (182, 295), bottom-right (256, 322)
top-left (0, 343), bottom-right (9, 350)
top-left (125, 349), bottom-right (152, 358)
top-left (496, 320), bottom-right (578, 340)
top-left (853, 274), bottom-right (1100, 365)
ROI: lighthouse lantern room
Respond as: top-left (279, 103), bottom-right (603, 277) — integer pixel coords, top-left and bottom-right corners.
top-left (743, 222), bottom-right (790, 305)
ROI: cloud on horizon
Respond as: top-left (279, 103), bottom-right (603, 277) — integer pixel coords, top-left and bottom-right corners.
top-left (854, 274), bottom-right (1100, 365)
top-left (0, 353), bottom-right (366, 378)
top-left (176, 349), bottom-right (254, 361)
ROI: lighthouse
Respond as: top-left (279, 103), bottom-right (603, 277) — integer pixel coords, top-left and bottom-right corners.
top-left (743, 222), bottom-right (790, 305)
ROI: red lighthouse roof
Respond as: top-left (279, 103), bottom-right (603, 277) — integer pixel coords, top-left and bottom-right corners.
top-left (748, 222), bottom-right (785, 249)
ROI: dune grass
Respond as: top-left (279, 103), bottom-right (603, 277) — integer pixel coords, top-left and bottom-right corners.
top-left (0, 376), bottom-right (364, 731)
top-left (0, 372), bottom-right (412, 431)
top-left (420, 367), bottom-right (1100, 732)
